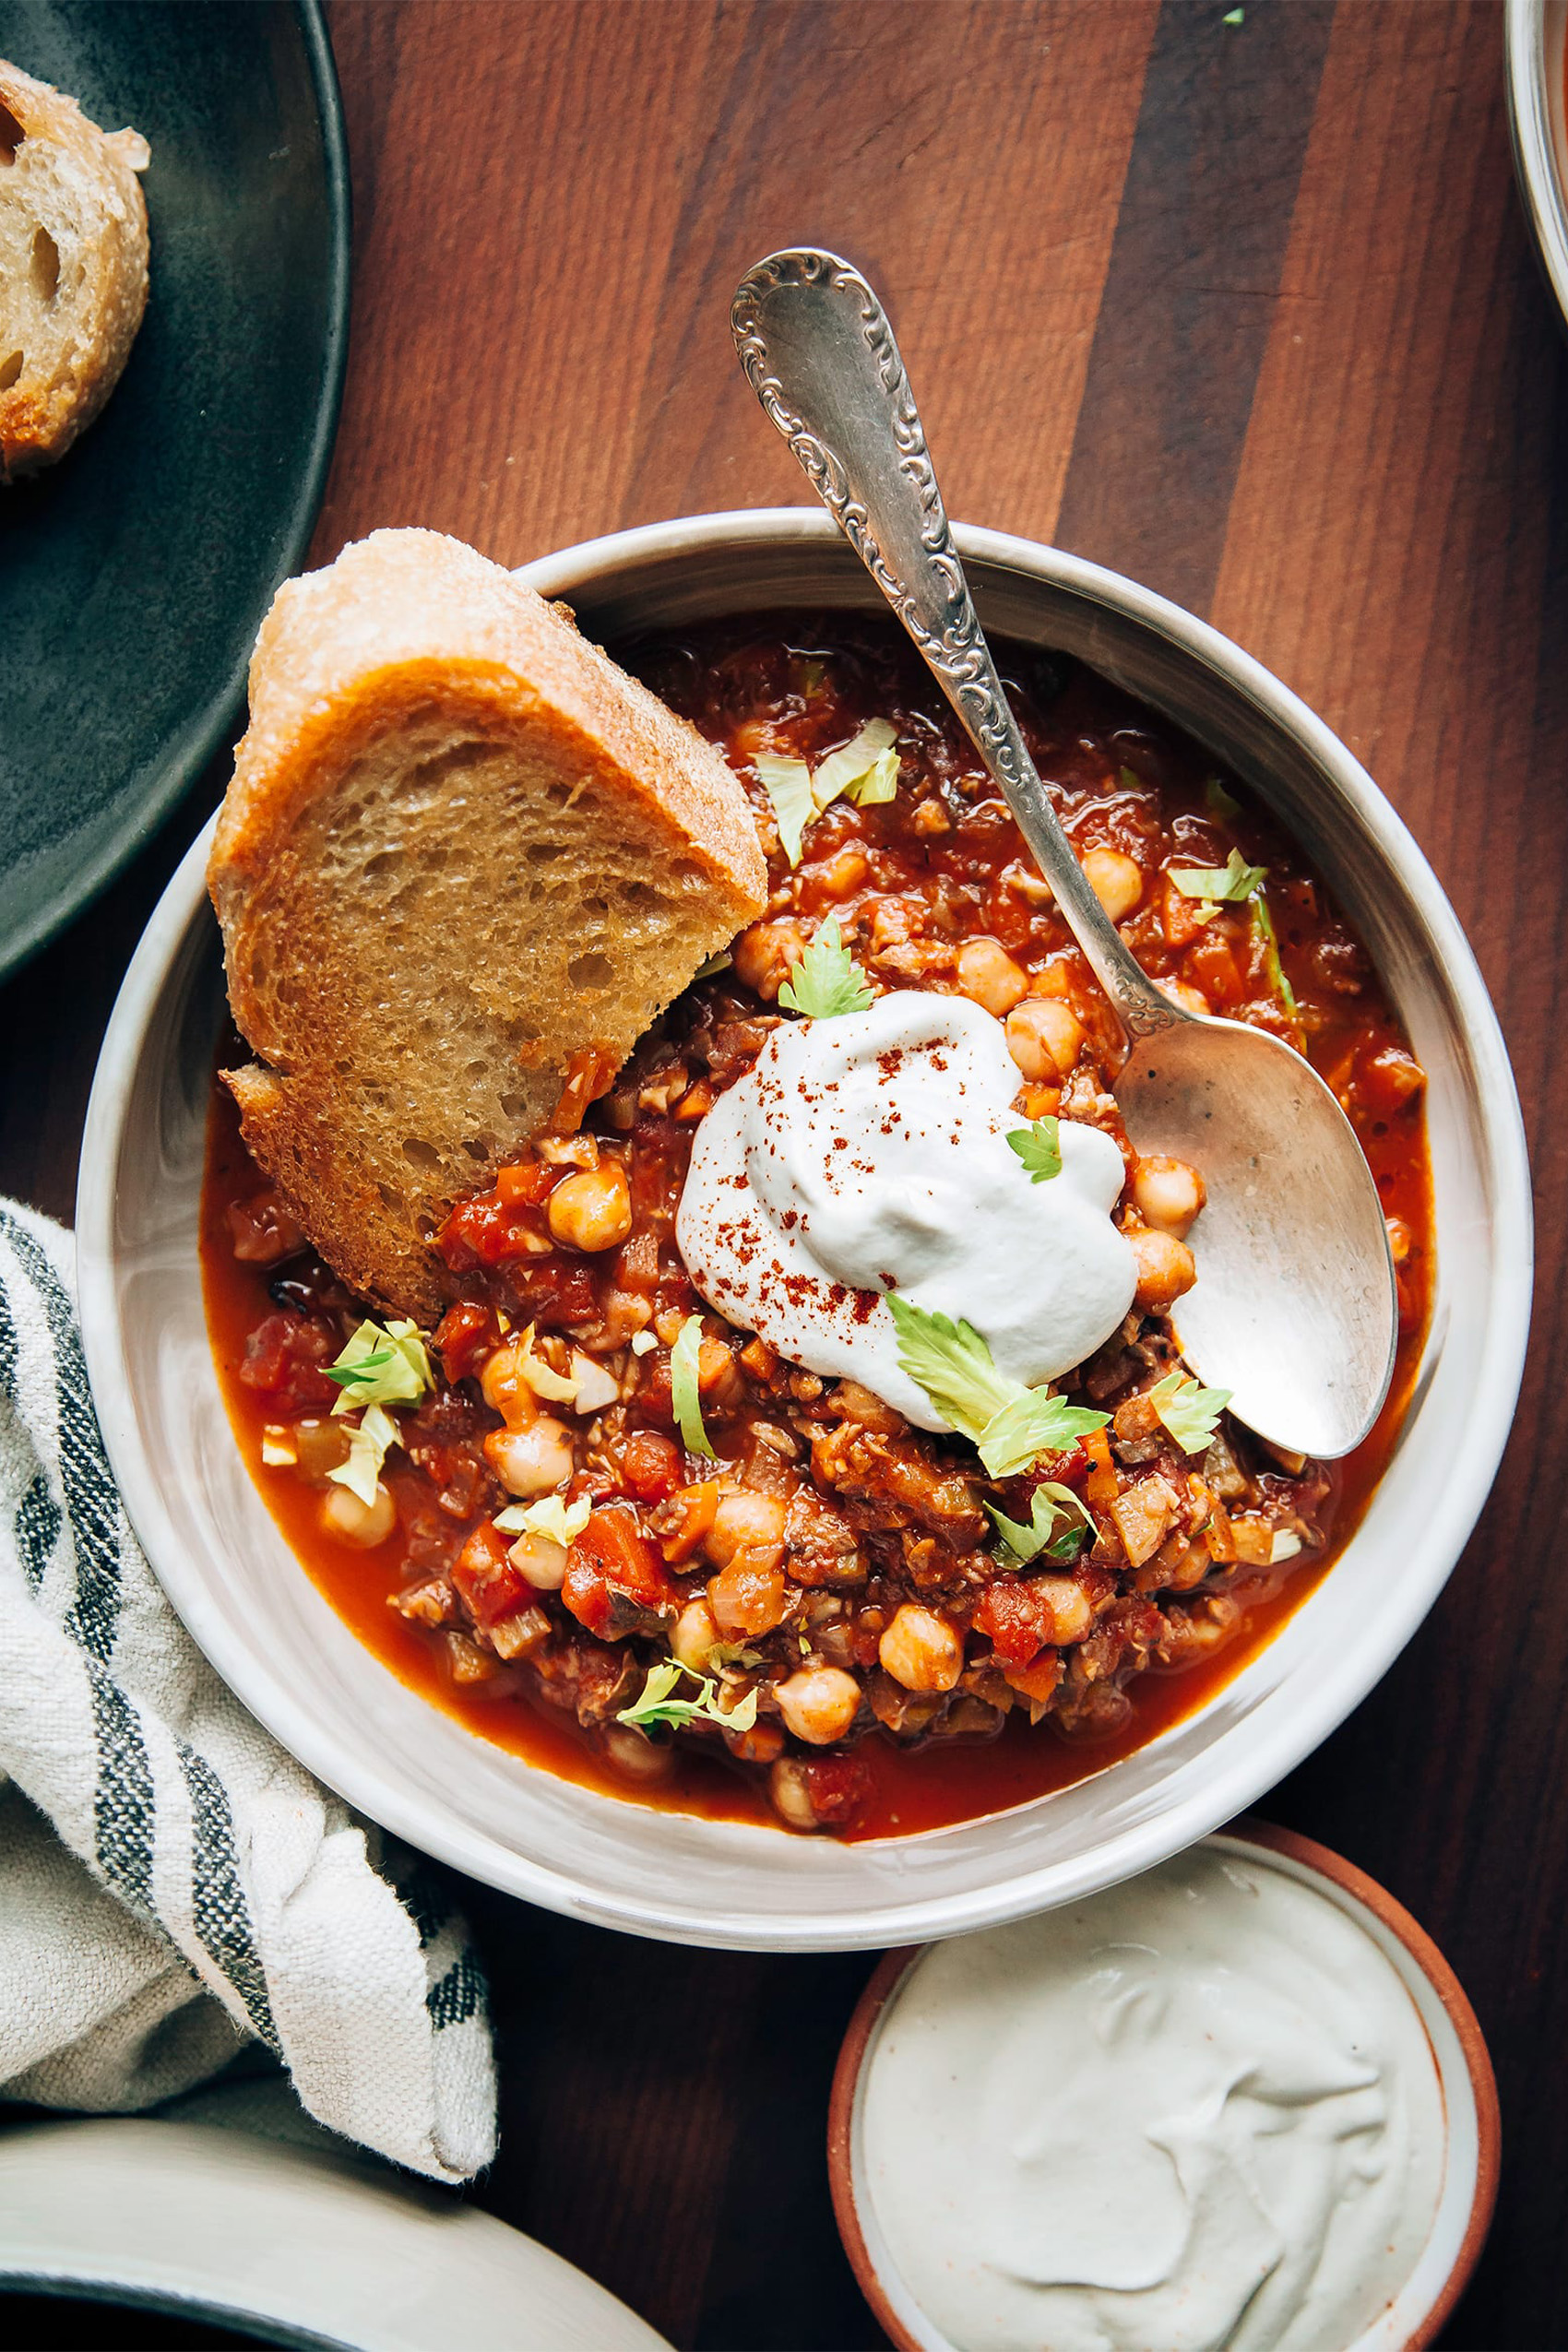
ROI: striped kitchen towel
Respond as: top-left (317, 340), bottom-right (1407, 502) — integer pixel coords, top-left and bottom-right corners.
top-left (0, 1202), bottom-right (496, 2183)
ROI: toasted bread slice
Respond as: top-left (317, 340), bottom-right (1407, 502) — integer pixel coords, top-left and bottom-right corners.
top-left (209, 528), bottom-right (767, 1323)
top-left (0, 60), bottom-right (148, 482)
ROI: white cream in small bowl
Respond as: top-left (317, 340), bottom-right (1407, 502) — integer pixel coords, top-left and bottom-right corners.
top-left (833, 1827), bottom-right (1496, 2352)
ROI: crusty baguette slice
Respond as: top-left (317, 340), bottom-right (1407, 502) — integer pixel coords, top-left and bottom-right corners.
top-left (209, 528), bottom-right (768, 1324)
top-left (0, 60), bottom-right (148, 482)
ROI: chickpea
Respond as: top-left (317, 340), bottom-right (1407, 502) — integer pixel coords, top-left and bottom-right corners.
top-left (726, 1717), bottom-right (785, 1765)
top-left (703, 1490), bottom-right (788, 1571)
top-left (1005, 996), bottom-right (1083, 1080)
top-left (1002, 859), bottom-right (1054, 907)
top-left (480, 1341), bottom-right (540, 1430)
top-left (507, 1532), bottom-right (569, 1591)
top-left (1132, 1156), bottom-right (1206, 1238)
top-left (601, 1724), bottom-right (676, 1786)
top-left (1082, 848), bottom-right (1144, 922)
top-left (547, 1162), bottom-right (632, 1253)
top-left (731, 917), bottom-right (807, 1002)
top-left (319, 1481), bottom-right (396, 1549)
top-left (814, 847), bottom-right (869, 900)
top-left (768, 1756), bottom-right (823, 1831)
top-left (1128, 1226), bottom-right (1198, 1312)
top-left (1031, 1574), bottom-right (1095, 1645)
top-left (878, 1603), bottom-right (964, 1693)
top-left (671, 1595), bottom-right (720, 1672)
top-left (483, 1417), bottom-right (575, 1496)
top-left (955, 936), bottom-right (1029, 1017)
top-left (775, 1665), bottom-right (862, 1745)
top-left (708, 1556), bottom-right (789, 1636)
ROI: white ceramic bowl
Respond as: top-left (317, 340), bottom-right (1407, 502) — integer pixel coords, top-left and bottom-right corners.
top-left (0, 2108), bottom-right (668, 2349)
top-left (1507, 0), bottom-right (1568, 330)
top-left (77, 510), bottom-right (1531, 1952)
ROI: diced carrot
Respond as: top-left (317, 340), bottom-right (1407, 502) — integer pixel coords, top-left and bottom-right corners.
top-left (1083, 1428), bottom-right (1119, 1510)
top-left (659, 1481), bottom-right (720, 1562)
top-left (1002, 1649), bottom-right (1063, 1704)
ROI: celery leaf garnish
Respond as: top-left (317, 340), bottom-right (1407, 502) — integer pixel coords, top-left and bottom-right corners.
top-left (327, 1318), bottom-right (434, 1416)
top-left (754, 753), bottom-right (814, 866)
top-left (1006, 1116), bottom-right (1063, 1183)
top-left (1168, 847), bottom-right (1267, 906)
top-left (325, 1402), bottom-right (399, 1508)
top-left (777, 918), bottom-right (873, 1018)
top-left (887, 1291), bottom-right (1110, 1474)
top-left (985, 1481), bottom-right (1090, 1562)
top-left (671, 1314), bottom-right (716, 1460)
top-left (617, 1657), bottom-right (758, 1734)
top-left (1149, 1369), bottom-right (1232, 1454)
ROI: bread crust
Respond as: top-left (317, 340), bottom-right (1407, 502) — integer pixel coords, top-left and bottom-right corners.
top-left (209, 528), bottom-right (768, 1323)
top-left (0, 60), bottom-right (149, 481)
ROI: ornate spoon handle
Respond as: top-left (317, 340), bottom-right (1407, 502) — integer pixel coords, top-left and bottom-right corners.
top-left (731, 246), bottom-right (1180, 1040)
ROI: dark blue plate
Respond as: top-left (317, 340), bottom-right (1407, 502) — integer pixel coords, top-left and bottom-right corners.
top-left (0, 0), bottom-right (349, 978)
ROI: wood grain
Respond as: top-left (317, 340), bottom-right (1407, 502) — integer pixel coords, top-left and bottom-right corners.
top-left (3, 1), bottom-right (1566, 2344)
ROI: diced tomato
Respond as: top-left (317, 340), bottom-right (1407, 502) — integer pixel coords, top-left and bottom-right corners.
top-left (573, 1506), bottom-right (671, 1605)
top-left (494, 1159), bottom-right (557, 1207)
top-left (434, 1454), bottom-right (490, 1520)
top-left (436, 1193), bottom-right (545, 1269)
top-left (774, 1752), bottom-right (872, 1831)
top-left (559, 1556), bottom-right (617, 1639)
top-left (433, 1301), bottom-right (503, 1385)
top-left (972, 1578), bottom-right (1063, 1668)
top-left (632, 1352), bottom-right (676, 1428)
top-left (238, 1312), bottom-right (339, 1413)
top-left (619, 1429), bottom-right (682, 1503)
top-left (561, 1506), bottom-right (673, 1637)
top-left (1356, 1044), bottom-right (1426, 1119)
top-left (451, 1523), bottom-right (530, 1628)
top-left (512, 1257), bottom-right (600, 1329)
top-left (1017, 1443), bottom-right (1087, 1497)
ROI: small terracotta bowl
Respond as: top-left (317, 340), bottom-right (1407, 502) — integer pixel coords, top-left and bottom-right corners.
top-left (830, 1819), bottom-right (1499, 2352)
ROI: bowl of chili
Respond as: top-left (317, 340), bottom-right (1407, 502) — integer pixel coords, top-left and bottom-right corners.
top-left (76, 509), bottom-right (1530, 1950)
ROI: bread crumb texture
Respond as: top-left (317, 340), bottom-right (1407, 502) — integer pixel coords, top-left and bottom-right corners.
top-left (209, 529), bottom-right (768, 1322)
top-left (0, 59), bottom-right (148, 481)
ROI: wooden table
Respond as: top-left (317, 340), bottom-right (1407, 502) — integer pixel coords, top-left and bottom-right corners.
top-left (4, 3), bottom-right (1563, 2344)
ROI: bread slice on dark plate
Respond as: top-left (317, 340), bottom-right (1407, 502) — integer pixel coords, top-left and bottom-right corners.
top-left (208, 527), bottom-right (768, 1324)
top-left (0, 58), bottom-right (149, 482)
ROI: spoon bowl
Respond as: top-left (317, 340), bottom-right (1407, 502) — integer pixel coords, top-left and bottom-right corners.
top-left (731, 246), bottom-right (1400, 1458)
top-left (1118, 1019), bottom-right (1396, 1457)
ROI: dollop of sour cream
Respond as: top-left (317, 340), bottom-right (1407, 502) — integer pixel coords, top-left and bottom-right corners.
top-left (675, 992), bottom-right (1134, 1430)
top-left (858, 1847), bottom-right (1447, 2352)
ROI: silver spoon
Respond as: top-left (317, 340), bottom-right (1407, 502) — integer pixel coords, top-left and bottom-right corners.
top-left (731, 246), bottom-right (1397, 1460)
